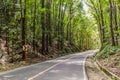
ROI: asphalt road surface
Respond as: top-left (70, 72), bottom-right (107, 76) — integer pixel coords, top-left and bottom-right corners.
top-left (0, 50), bottom-right (98, 80)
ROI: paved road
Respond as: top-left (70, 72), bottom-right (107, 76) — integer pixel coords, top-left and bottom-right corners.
top-left (0, 50), bottom-right (98, 80)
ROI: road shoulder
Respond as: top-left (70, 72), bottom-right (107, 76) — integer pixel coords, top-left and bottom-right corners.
top-left (86, 57), bottom-right (110, 80)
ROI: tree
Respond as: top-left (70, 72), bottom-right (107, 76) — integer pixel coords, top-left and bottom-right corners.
top-left (109, 0), bottom-right (116, 46)
top-left (41, 0), bottom-right (46, 54)
top-left (20, 0), bottom-right (27, 60)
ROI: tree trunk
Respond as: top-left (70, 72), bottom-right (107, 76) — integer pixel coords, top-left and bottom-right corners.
top-left (20, 0), bottom-right (27, 60)
top-left (113, 1), bottom-right (118, 46)
top-left (33, 0), bottom-right (36, 53)
top-left (41, 0), bottom-right (46, 54)
top-left (57, 0), bottom-right (62, 50)
top-left (109, 0), bottom-right (116, 46)
top-left (99, 0), bottom-right (105, 45)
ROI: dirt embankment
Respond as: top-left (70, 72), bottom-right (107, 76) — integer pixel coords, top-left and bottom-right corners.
top-left (86, 57), bottom-right (110, 80)
top-left (98, 53), bottom-right (120, 78)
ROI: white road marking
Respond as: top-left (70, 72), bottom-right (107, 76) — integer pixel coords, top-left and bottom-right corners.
top-left (28, 58), bottom-right (72, 80)
top-left (28, 50), bottom-right (97, 80)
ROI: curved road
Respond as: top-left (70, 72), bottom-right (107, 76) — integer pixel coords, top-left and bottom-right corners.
top-left (0, 50), bottom-right (98, 80)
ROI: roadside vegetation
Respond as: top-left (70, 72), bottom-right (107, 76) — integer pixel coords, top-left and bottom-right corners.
top-left (88, 0), bottom-right (120, 77)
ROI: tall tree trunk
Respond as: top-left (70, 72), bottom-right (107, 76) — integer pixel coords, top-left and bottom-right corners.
top-left (33, 0), bottom-right (36, 53)
top-left (57, 0), bottom-right (62, 49)
top-left (41, 0), bottom-right (46, 54)
top-left (4, 5), bottom-right (10, 55)
top-left (20, 0), bottom-right (27, 60)
top-left (113, 0), bottom-right (118, 46)
top-left (46, 0), bottom-right (52, 52)
top-left (109, 0), bottom-right (116, 46)
top-left (48, 0), bottom-right (52, 47)
top-left (69, 3), bottom-right (72, 45)
top-left (99, 0), bottom-right (105, 45)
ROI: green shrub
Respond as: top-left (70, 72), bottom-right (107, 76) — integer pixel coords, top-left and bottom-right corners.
top-left (97, 45), bottom-right (120, 58)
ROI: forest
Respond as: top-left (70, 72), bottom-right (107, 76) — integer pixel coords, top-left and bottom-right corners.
top-left (0, 0), bottom-right (98, 62)
top-left (0, 0), bottom-right (120, 78)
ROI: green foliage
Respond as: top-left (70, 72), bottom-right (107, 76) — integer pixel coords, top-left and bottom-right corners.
top-left (97, 45), bottom-right (120, 58)
top-left (0, 0), bottom-right (100, 62)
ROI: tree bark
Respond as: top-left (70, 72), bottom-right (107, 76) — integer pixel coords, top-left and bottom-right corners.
top-left (113, 0), bottom-right (118, 46)
top-left (33, 0), bottom-right (36, 53)
top-left (20, 0), bottom-right (27, 60)
top-left (109, 0), bottom-right (116, 46)
top-left (99, 0), bottom-right (105, 45)
top-left (41, 0), bottom-right (46, 54)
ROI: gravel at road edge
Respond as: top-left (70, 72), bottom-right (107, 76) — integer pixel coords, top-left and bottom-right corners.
top-left (86, 57), bottom-right (110, 80)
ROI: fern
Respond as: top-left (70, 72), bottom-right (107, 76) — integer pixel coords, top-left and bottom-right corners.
top-left (97, 45), bottom-right (120, 58)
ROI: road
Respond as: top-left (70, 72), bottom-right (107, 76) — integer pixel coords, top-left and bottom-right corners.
top-left (0, 50), bottom-right (98, 80)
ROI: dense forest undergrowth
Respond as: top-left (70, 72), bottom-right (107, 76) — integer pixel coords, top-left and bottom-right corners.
top-left (0, 0), bottom-right (99, 71)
